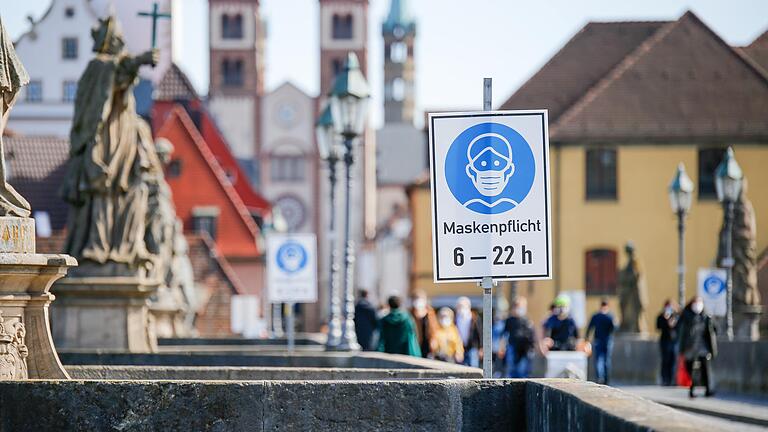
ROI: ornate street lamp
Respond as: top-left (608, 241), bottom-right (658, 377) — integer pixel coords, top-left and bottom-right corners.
top-left (715, 147), bottom-right (743, 341)
top-left (328, 52), bottom-right (370, 351)
top-left (668, 163), bottom-right (694, 310)
top-left (316, 105), bottom-right (344, 349)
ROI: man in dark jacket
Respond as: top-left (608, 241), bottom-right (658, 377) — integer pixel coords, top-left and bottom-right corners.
top-left (503, 297), bottom-right (535, 378)
top-left (378, 296), bottom-right (421, 356)
top-left (543, 295), bottom-right (579, 351)
top-left (354, 290), bottom-right (378, 351)
top-left (656, 299), bottom-right (679, 386)
top-left (678, 296), bottom-right (717, 398)
top-left (586, 300), bottom-right (616, 385)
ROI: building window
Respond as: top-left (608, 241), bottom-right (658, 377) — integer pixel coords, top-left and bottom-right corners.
top-left (585, 249), bottom-right (617, 295)
top-left (62, 37), bottom-right (78, 60)
top-left (586, 148), bottom-right (617, 200)
top-left (222, 59), bottom-right (244, 87)
top-left (271, 156), bottom-right (306, 182)
top-left (62, 81), bottom-right (77, 102)
top-left (166, 159), bottom-right (182, 178)
top-left (332, 58), bottom-right (344, 78)
top-left (698, 147), bottom-right (725, 200)
top-left (25, 80), bottom-right (42, 102)
top-left (390, 42), bottom-right (407, 63)
top-left (192, 207), bottom-right (220, 240)
top-left (332, 14), bottom-right (353, 40)
top-left (221, 13), bottom-right (243, 39)
top-left (65, 7), bottom-right (75, 18)
top-left (391, 78), bottom-right (405, 102)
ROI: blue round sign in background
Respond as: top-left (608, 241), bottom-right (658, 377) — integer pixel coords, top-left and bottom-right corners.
top-left (703, 275), bottom-right (726, 297)
top-left (444, 122), bottom-right (535, 214)
top-left (276, 241), bottom-right (307, 274)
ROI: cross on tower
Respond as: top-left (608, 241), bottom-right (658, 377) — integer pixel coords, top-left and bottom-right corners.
top-left (138, 2), bottom-right (171, 49)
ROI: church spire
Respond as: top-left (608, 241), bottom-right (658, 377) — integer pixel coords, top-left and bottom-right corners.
top-left (383, 0), bottom-right (415, 34)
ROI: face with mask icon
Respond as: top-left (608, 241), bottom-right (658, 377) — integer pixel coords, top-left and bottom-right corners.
top-left (464, 133), bottom-right (515, 197)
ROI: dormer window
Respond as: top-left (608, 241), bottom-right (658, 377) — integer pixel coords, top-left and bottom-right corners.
top-left (222, 13), bottom-right (244, 39)
top-left (332, 14), bottom-right (353, 40)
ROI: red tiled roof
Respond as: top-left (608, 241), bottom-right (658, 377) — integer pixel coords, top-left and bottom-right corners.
top-left (501, 11), bottom-right (768, 142)
top-left (153, 63), bottom-right (271, 217)
top-left (157, 105), bottom-right (263, 258)
top-left (501, 21), bottom-right (668, 122)
top-left (741, 30), bottom-right (768, 74)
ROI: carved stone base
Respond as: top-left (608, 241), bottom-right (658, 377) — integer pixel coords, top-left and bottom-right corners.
top-left (51, 277), bottom-right (159, 353)
top-left (0, 253), bottom-right (76, 380)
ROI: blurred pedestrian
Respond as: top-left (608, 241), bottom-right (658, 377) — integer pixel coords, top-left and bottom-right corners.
top-left (678, 296), bottom-right (717, 398)
top-left (586, 299), bottom-right (616, 385)
top-left (433, 307), bottom-right (464, 363)
top-left (377, 296), bottom-right (421, 357)
top-left (492, 305), bottom-right (508, 377)
top-left (502, 297), bottom-right (535, 378)
top-left (354, 290), bottom-right (378, 351)
top-left (543, 295), bottom-right (579, 351)
top-left (656, 299), bottom-right (679, 386)
top-left (410, 290), bottom-right (438, 359)
top-left (455, 296), bottom-right (482, 367)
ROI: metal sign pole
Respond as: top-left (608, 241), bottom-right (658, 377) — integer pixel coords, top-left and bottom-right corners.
top-left (480, 78), bottom-right (494, 379)
top-left (286, 302), bottom-right (295, 354)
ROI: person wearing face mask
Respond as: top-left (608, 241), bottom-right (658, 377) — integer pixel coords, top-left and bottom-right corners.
top-left (354, 290), bottom-right (378, 351)
top-left (463, 133), bottom-right (518, 209)
top-left (656, 299), bottom-right (679, 386)
top-left (543, 295), bottom-right (579, 351)
top-left (409, 290), bottom-right (438, 359)
top-left (455, 297), bottom-right (482, 367)
top-left (501, 297), bottom-right (536, 378)
top-left (586, 300), bottom-right (616, 385)
top-left (678, 297), bottom-right (717, 398)
top-left (434, 307), bottom-right (464, 364)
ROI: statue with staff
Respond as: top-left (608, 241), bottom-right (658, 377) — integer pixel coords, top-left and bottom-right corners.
top-left (61, 14), bottom-right (163, 275)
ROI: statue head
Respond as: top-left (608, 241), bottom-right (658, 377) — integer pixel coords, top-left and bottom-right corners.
top-left (625, 241), bottom-right (635, 258)
top-left (155, 138), bottom-right (174, 165)
top-left (91, 16), bottom-right (125, 55)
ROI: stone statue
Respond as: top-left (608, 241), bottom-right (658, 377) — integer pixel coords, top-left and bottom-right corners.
top-left (61, 16), bottom-right (159, 276)
top-left (146, 138), bottom-right (197, 335)
top-left (618, 242), bottom-right (648, 333)
top-left (0, 311), bottom-right (27, 379)
top-left (717, 179), bottom-right (760, 307)
top-left (0, 16), bottom-right (31, 218)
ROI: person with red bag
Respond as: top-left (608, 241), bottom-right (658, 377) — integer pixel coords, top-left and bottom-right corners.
top-left (677, 297), bottom-right (718, 398)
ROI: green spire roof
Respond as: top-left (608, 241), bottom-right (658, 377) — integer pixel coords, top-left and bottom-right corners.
top-left (383, 0), bottom-right (416, 35)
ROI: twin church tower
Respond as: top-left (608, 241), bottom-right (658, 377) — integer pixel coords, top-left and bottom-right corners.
top-left (207, 0), bottom-right (417, 165)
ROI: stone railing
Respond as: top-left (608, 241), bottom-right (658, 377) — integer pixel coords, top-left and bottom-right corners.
top-left (0, 379), bottom-right (721, 431)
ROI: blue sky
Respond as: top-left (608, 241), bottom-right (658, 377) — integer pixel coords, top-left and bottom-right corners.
top-left (5, 0), bottom-right (767, 127)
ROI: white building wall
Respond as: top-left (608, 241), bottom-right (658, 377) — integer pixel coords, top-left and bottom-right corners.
top-left (9, 0), bottom-right (181, 137)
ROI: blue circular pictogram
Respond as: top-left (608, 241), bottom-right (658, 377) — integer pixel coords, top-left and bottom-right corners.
top-left (444, 122), bottom-right (535, 214)
top-left (702, 275), bottom-right (725, 297)
top-left (276, 241), bottom-right (308, 274)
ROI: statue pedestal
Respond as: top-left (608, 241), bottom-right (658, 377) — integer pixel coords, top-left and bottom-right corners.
top-left (150, 285), bottom-right (188, 338)
top-left (0, 217), bottom-right (77, 380)
top-left (51, 277), bottom-right (159, 353)
top-left (734, 305), bottom-right (762, 341)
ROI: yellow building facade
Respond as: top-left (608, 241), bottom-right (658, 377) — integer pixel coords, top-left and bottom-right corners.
top-left (407, 12), bottom-right (768, 329)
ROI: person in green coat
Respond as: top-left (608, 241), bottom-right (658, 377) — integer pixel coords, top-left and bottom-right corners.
top-left (378, 296), bottom-right (422, 357)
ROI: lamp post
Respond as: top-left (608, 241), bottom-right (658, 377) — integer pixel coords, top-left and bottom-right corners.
top-left (316, 105), bottom-right (344, 348)
top-left (328, 52), bottom-right (370, 351)
top-left (715, 147), bottom-right (743, 341)
top-left (668, 163), bottom-right (694, 310)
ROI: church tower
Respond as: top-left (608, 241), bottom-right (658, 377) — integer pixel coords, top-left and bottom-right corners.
top-left (208, 0), bottom-right (265, 180)
top-left (382, 0), bottom-right (415, 125)
top-left (319, 0), bottom-right (369, 97)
